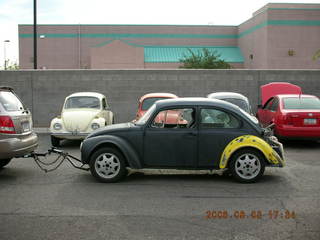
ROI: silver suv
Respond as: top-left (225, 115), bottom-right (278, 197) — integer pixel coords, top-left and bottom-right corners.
top-left (0, 86), bottom-right (38, 168)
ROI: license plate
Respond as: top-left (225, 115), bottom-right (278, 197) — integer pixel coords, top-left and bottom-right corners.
top-left (22, 122), bottom-right (30, 132)
top-left (304, 118), bottom-right (317, 125)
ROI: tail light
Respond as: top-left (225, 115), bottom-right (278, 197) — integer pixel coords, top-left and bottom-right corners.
top-left (0, 116), bottom-right (16, 134)
top-left (284, 114), bottom-right (293, 125)
top-left (279, 114), bottom-right (293, 125)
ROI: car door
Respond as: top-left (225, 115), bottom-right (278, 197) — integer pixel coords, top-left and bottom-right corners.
top-left (143, 107), bottom-right (197, 167)
top-left (262, 97), bottom-right (279, 126)
top-left (198, 107), bottom-right (250, 168)
top-left (257, 98), bottom-right (274, 126)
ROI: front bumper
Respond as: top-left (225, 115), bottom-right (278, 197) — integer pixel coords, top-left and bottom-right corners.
top-left (51, 132), bottom-right (89, 140)
top-left (0, 132), bottom-right (38, 159)
top-left (268, 136), bottom-right (285, 167)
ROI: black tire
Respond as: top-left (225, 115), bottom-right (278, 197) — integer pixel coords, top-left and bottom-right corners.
top-left (51, 135), bottom-right (60, 147)
top-left (89, 147), bottom-right (127, 183)
top-left (229, 149), bottom-right (265, 183)
top-left (0, 159), bottom-right (11, 168)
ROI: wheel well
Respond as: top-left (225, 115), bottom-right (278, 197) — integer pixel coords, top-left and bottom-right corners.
top-left (226, 146), bottom-right (268, 168)
top-left (90, 143), bottom-right (129, 166)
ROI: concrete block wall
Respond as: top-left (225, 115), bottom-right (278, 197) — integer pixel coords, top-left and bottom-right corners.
top-left (0, 69), bottom-right (319, 127)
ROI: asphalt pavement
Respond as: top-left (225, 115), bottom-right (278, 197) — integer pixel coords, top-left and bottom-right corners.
top-left (0, 133), bottom-right (319, 240)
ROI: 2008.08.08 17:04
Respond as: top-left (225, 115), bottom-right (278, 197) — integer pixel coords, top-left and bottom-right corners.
top-left (205, 210), bottom-right (296, 219)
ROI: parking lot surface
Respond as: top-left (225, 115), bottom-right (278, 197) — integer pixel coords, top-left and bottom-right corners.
top-left (0, 133), bottom-right (320, 240)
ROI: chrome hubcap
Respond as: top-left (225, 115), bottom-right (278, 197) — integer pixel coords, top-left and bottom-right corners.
top-left (95, 153), bottom-right (120, 179)
top-left (235, 153), bottom-right (261, 180)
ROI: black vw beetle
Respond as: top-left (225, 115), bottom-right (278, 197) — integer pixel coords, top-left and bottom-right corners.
top-left (81, 98), bottom-right (284, 183)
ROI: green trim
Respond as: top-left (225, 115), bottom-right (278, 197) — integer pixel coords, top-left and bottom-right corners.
top-left (239, 21), bottom-right (268, 38)
top-left (269, 20), bottom-right (320, 26)
top-left (19, 20), bottom-right (320, 40)
top-left (269, 8), bottom-right (320, 11)
top-left (19, 33), bottom-right (237, 39)
top-left (18, 23), bottom-right (237, 27)
top-left (239, 20), bottom-right (320, 38)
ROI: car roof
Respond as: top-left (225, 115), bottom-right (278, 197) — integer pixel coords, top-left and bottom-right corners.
top-left (139, 93), bottom-right (178, 102)
top-left (276, 94), bottom-right (317, 99)
top-left (155, 97), bottom-right (242, 111)
top-left (66, 92), bottom-right (105, 99)
top-left (0, 86), bottom-right (14, 92)
top-left (207, 92), bottom-right (248, 101)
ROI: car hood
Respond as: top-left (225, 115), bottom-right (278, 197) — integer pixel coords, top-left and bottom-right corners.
top-left (87, 122), bottom-right (136, 138)
top-left (62, 109), bottom-right (100, 132)
top-left (260, 83), bottom-right (301, 106)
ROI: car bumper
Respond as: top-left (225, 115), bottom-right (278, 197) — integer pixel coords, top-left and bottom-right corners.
top-left (268, 136), bottom-right (285, 167)
top-left (0, 132), bottom-right (38, 159)
top-left (51, 132), bottom-right (89, 140)
top-left (276, 125), bottom-right (320, 139)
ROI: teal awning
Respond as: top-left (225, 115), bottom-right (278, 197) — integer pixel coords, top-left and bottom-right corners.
top-left (144, 47), bottom-right (244, 63)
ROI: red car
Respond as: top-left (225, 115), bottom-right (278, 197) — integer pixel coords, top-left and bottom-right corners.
top-left (257, 83), bottom-right (320, 140)
top-left (135, 93), bottom-right (178, 120)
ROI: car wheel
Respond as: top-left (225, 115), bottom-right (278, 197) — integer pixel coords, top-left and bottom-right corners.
top-left (51, 135), bottom-right (60, 147)
top-left (89, 147), bottom-right (127, 183)
top-left (0, 159), bottom-right (12, 168)
top-left (229, 149), bottom-right (265, 183)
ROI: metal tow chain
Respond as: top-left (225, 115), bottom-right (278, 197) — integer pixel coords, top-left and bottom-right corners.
top-left (25, 147), bottom-right (90, 173)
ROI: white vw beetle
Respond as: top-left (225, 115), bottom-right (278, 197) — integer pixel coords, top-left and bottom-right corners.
top-left (50, 92), bottom-right (114, 146)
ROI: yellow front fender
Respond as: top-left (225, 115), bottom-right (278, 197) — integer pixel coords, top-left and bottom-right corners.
top-left (219, 135), bottom-right (285, 169)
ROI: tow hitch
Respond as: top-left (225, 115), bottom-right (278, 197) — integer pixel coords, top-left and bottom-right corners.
top-left (24, 147), bottom-right (90, 172)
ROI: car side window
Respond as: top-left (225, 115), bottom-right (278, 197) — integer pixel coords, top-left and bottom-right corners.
top-left (102, 98), bottom-right (110, 110)
top-left (200, 108), bottom-right (240, 129)
top-left (150, 108), bottom-right (195, 129)
top-left (270, 98), bottom-right (279, 112)
top-left (264, 98), bottom-right (274, 110)
top-left (102, 99), bottom-right (107, 109)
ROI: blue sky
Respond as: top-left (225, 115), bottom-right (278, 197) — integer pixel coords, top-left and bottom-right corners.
top-left (0, 0), bottom-right (319, 68)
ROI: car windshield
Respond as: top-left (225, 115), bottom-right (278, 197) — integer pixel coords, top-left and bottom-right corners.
top-left (283, 97), bottom-right (320, 110)
top-left (142, 97), bottom-right (171, 111)
top-left (64, 96), bottom-right (100, 109)
top-left (136, 104), bottom-right (156, 125)
top-left (0, 91), bottom-right (24, 112)
top-left (222, 98), bottom-right (250, 113)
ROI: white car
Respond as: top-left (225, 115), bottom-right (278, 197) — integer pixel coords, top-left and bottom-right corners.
top-left (50, 92), bottom-right (114, 146)
top-left (207, 92), bottom-right (253, 114)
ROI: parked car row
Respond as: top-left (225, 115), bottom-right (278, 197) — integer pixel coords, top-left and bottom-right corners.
top-left (1, 82), bottom-right (319, 184)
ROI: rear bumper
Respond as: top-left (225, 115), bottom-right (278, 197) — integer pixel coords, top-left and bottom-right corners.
top-left (0, 132), bottom-right (38, 159)
top-left (276, 125), bottom-right (320, 139)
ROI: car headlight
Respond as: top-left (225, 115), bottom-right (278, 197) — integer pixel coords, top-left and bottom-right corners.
top-left (53, 123), bottom-right (62, 130)
top-left (91, 123), bottom-right (100, 130)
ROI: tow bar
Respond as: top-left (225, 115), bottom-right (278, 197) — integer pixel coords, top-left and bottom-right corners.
top-left (24, 147), bottom-right (90, 173)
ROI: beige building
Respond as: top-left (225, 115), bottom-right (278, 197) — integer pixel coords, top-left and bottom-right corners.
top-left (19, 3), bottom-right (320, 69)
